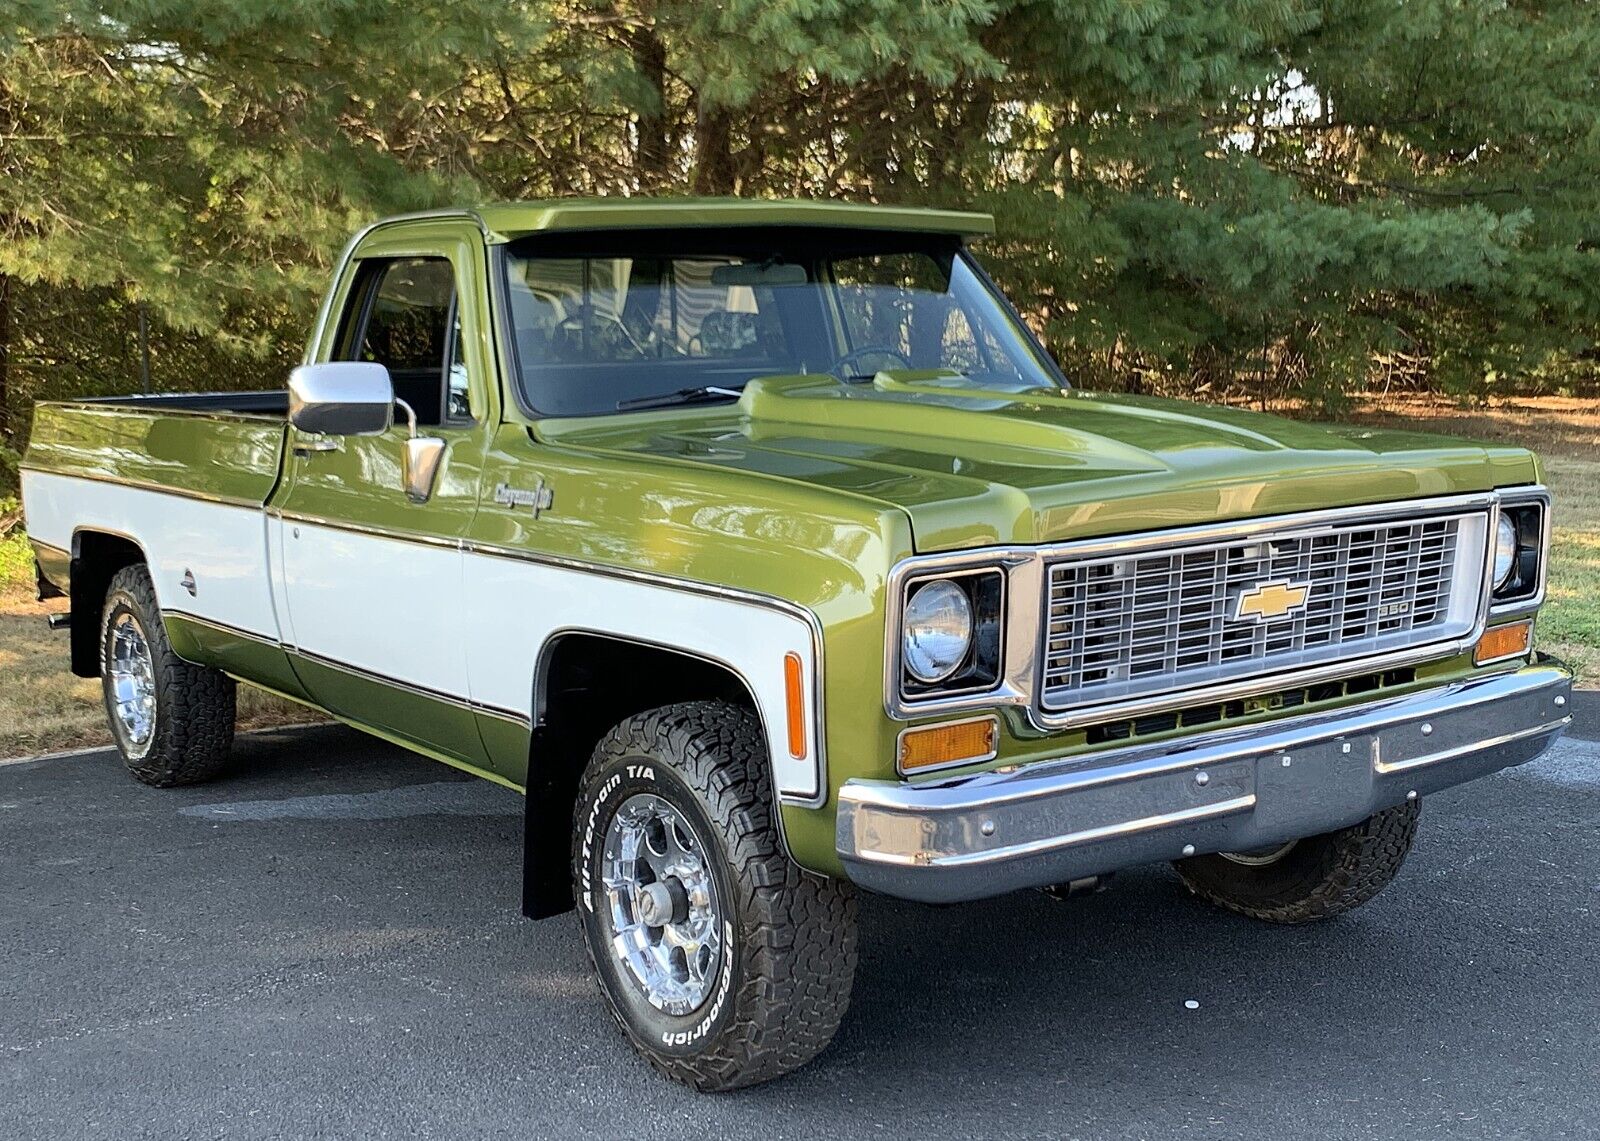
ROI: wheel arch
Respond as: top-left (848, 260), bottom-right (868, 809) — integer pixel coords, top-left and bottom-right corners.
top-left (68, 527), bottom-right (150, 678)
top-left (521, 630), bottom-right (769, 920)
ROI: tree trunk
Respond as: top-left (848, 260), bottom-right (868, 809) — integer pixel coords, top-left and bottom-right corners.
top-left (0, 274), bottom-right (11, 445)
top-left (692, 101), bottom-right (736, 195)
top-left (629, 29), bottom-right (670, 190)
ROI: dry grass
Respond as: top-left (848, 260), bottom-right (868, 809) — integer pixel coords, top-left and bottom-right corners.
top-left (0, 590), bottom-right (107, 757)
top-left (1349, 394), bottom-right (1600, 456)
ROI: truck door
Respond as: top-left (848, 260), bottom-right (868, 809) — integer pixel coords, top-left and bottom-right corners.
top-left (271, 224), bottom-right (495, 768)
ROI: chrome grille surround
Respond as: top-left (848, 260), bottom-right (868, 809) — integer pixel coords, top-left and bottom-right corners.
top-left (1040, 510), bottom-right (1487, 713)
top-left (884, 492), bottom-right (1506, 730)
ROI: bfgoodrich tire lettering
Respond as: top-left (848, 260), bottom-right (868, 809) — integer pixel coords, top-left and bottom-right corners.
top-left (572, 701), bottom-right (857, 1091)
top-left (100, 564), bottom-right (236, 787)
top-left (1174, 800), bottom-right (1422, 924)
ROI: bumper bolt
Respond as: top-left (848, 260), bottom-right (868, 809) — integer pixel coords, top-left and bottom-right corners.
top-left (1195, 771), bottom-right (1210, 787)
top-left (1181, 844), bottom-right (1196, 857)
top-left (1407, 790), bottom-right (1418, 801)
top-left (979, 819), bottom-right (995, 837)
top-left (1420, 722), bottom-right (1434, 736)
top-left (1555, 695), bottom-right (1567, 708)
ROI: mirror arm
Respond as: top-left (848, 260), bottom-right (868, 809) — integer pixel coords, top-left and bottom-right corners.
top-left (394, 397), bottom-right (419, 439)
top-left (390, 396), bottom-right (445, 504)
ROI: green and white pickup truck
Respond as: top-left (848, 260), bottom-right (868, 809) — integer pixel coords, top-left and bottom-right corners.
top-left (21, 199), bottom-right (1573, 1089)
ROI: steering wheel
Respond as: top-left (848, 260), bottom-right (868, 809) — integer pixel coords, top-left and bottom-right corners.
top-left (558, 306), bottom-right (650, 359)
top-left (828, 345), bottom-right (912, 381)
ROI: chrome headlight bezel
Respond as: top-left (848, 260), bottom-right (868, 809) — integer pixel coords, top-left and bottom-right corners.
top-left (1489, 489), bottom-right (1550, 615)
top-left (890, 565), bottom-right (1007, 708)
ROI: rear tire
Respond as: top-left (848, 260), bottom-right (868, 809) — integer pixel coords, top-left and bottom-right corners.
top-left (572, 701), bottom-right (857, 1091)
top-left (1174, 800), bottom-right (1422, 924)
top-left (100, 564), bottom-right (236, 787)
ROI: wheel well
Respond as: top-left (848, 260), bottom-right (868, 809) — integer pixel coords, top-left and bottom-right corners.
top-left (521, 632), bottom-right (760, 920)
top-left (68, 531), bottom-right (146, 678)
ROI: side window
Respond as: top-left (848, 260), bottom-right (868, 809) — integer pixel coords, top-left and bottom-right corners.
top-left (337, 256), bottom-right (470, 426)
top-left (446, 310), bottom-right (470, 421)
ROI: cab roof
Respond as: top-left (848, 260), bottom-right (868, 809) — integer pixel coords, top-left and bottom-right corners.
top-left (465, 197), bottom-right (995, 241)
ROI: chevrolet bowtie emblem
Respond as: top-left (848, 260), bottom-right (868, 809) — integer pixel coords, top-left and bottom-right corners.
top-left (1233, 580), bottom-right (1311, 622)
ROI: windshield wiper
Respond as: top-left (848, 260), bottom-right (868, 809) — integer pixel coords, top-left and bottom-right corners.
top-left (616, 385), bottom-right (744, 412)
top-left (838, 367), bottom-right (972, 384)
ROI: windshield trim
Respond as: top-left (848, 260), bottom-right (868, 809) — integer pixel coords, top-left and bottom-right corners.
top-left (956, 249), bottom-right (1070, 392)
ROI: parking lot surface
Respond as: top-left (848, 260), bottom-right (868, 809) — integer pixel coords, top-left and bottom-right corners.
top-left (3, 700), bottom-right (1597, 1140)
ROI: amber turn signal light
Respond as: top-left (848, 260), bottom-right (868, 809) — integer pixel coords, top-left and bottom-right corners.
top-left (783, 652), bottom-right (806, 760)
top-left (898, 717), bottom-right (999, 774)
top-left (1474, 620), bottom-right (1532, 666)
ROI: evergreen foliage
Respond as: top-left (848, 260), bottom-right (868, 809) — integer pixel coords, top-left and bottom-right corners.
top-left (3, 0), bottom-right (1597, 481)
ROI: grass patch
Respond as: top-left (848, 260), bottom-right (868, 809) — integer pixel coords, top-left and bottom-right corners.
top-left (1535, 457), bottom-right (1600, 684)
top-left (0, 496), bottom-right (32, 585)
top-left (0, 589), bottom-right (105, 756)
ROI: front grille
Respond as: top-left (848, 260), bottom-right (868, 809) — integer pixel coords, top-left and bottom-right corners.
top-left (1082, 667), bottom-right (1418, 745)
top-left (1041, 510), bottom-right (1485, 712)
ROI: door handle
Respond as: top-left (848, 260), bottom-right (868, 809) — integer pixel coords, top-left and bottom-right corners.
top-left (292, 438), bottom-right (340, 457)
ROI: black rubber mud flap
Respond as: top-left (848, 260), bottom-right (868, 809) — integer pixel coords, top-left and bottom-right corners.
top-left (35, 557), bottom-right (66, 601)
top-left (521, 726), bottom-right (579, 920)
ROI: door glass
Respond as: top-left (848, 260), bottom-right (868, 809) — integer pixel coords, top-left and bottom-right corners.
top-left (345, 257), bottom-right (459, 427)
top-left (446, 309), bottom-right (471, 421)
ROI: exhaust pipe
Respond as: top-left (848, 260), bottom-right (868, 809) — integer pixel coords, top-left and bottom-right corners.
top-left (46, 613), bottom-right (71, 631)
top-left (1040, 874), bottom-right (1113, 901)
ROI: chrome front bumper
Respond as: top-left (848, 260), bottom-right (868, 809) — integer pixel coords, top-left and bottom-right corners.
top-left (837, 662), bottom-right (1573, 903)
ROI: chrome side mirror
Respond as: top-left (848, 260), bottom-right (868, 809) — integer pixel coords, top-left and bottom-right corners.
top-left (288, 362), bottom-right (395, 436)
top-left (394, 398), bottom-right (446, 503)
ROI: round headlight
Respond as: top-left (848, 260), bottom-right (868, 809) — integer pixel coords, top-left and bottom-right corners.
top-left (1493, 514), bottom-right (1518, 588)
top-left (903, 579), bottom-right (973, 684)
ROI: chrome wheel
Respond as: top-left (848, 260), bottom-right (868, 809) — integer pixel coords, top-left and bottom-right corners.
top-left (109, 612), bottom-right (157, 756)
top-left (1219, 840), bottom-right (1298, 867)
top-left (600, 792), bottom-right (723, 1016)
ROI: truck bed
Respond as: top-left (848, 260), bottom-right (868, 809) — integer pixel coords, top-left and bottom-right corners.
top-left (22, 395), bottom-right (289, 507)
top-left (20, 396), bottom-right (292, 659)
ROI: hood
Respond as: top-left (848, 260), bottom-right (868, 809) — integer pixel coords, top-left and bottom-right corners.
top-left (539, 373), bottom-right (1539, 553)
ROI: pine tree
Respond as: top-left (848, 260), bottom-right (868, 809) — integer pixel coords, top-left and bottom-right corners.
top-left (3, 0), bottom-right (1598, 477)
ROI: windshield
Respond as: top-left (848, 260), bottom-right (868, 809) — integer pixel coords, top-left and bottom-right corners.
top-left (502, 234), bottom-right (1062, 416)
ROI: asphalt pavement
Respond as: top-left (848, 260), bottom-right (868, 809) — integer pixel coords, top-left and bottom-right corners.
top-left (3, 697), bottom-right (1597, 1140)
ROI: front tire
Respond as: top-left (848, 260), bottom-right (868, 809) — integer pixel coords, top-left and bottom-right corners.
top-left (100, 564), bottom-right (236, 786)
top-left (572, 702), bottom-right (857, 1091)
top-left (1174, 800), bottom-right (1422, 924)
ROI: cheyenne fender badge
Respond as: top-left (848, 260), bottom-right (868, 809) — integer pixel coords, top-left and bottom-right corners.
top-left (493, 480), bottom-right (554, 517)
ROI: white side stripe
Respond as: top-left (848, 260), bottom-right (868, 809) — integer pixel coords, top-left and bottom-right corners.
top-left (21, 470), bottom-right (280, 641)
top-left (460, 538), bottom-right (822, 802)
top-left (21, 471), bottom-right (825, 804)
